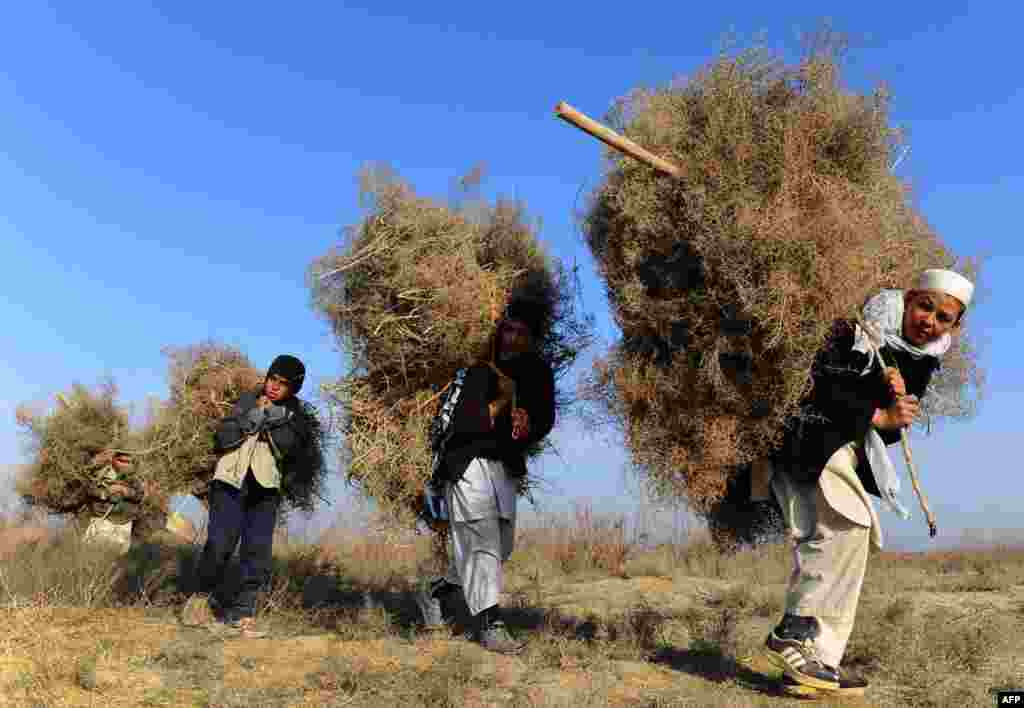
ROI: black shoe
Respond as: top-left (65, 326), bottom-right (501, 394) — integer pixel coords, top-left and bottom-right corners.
top-left (475, 606), bottom-right (526, 655)
top-left (418, 579), bottom-right (459, 630)
top-left (208, 594), bottom-right (225, 618)
top-left (764, 615), bottom-right (839, 691)
top-left (477, 618), bottom-right (526, 654)
top-left (430, 578), bottom-right (460, 599)
top-left (417, 592), bottom-right (446, 630)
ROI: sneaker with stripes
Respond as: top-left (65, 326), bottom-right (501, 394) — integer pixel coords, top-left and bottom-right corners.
top-left (763, 615), bottom-right (839, 691)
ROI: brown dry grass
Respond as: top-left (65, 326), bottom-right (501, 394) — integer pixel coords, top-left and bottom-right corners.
top-left (309, 166), bottom-right (592, 525)
top-left (581, 46), bottom-right (983, 519)
top-left (0, 510), bottom-right (1020, 707)
top-left (0, 510), bottom-right (50, 560)
top-left (514, 505), bottom-right (632, 578)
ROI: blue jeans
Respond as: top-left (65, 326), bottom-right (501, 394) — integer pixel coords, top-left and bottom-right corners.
top-left (197, 473), bottom-right (279, 617)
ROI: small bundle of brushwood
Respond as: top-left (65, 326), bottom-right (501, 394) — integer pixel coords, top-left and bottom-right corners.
top-left (15, 381), bottom-right (149, 515)
top-left (16, 342), bottom-right (331, 518)
top-left (309, 166), bottom-right (591, 526)
top-left (564, 46), bottom-right (982, 544)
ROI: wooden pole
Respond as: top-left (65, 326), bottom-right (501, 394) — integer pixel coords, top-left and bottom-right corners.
top-left (554, 102), bottom-right (684, 178)
top-left (898, 425), bottom-right (937, 538)
top-left (857, 318), bottom-right (938, 538)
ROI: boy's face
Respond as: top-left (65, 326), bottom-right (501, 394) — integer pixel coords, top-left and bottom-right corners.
top-left (902, 289), bottom-right (963, 346)
top-left (264, 374), bottom-right (293, 403)
top-left (498, 318), bottom-right (532, 359)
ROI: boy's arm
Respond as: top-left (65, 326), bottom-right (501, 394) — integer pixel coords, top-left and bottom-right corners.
top-left (214, 392), bottom-right (261, 452)
top-left (874, 357), bottom-right (938, 445)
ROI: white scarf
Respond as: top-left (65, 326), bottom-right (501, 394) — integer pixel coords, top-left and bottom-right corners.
top-left (852, 290), bottom-right (950, 518)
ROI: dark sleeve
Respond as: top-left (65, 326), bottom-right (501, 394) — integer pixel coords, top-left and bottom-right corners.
top-left (876, 349), bottom-right (939, 445)
top-left (266, 399), bottom-right (312, 461)
top-left (521, 360), bottom-right (556, 447)
top-left (275, 402), bottom-right (325, 494)
top-left (214, 391), bottom-right (260, 452)
top-left (809, 320), bottom-right (891, 445)
top-left (451, 366), bottom-right (499, 437)
top-left (877, 428), bottom-right (901, 447)
top-left (899, 351), bottom-right (938, 400)
top-left (442, 366), bottom-right (506, 465)
top-left (497, 357), bottom-right (556, 457)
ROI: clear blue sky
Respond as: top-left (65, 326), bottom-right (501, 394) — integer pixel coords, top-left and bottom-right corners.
top-left (2, 2), bottom-right (1021, 550)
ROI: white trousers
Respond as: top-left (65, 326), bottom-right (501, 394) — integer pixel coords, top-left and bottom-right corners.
top-left (771, 444), bottom-right (877, 667)
top-left (443, 458), bottom-right (517, 616)
top-left (444, 518), bottom-right (516, 616)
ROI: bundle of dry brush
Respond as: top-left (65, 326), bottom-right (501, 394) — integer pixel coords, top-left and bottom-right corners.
top-left (14, 382), bottom-right (154, 515)
top-left (310, 166), bottom-right (592, 525)
top-left (16, 343), bottom-right (330, 517)
top-left (581, 47), bottom-right (983, 530)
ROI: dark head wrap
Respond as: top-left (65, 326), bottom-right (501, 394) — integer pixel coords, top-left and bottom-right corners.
top-left (502, 298), bottom-right (547, 339)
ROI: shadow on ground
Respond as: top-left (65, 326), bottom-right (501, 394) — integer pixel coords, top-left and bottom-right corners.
top-left (650, 645), bottom-right (793, 698)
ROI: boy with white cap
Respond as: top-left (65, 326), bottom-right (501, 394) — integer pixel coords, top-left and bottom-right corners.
top-left (762, 269), bottom-right (974, 696)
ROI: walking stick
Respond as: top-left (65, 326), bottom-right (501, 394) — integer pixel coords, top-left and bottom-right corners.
top-left (857, 318), bottom-right (938, 538)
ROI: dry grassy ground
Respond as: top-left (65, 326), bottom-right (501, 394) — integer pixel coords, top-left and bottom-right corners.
top-left (0, 512), bottom-right (1022, 707)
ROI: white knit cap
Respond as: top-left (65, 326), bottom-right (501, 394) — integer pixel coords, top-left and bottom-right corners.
top-left (915, 269), bottom-right (974, 309)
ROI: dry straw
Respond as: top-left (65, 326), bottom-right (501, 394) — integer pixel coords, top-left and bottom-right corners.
top-left (580, 46), bottom-right (983, 523)
top-left (309, 165), bottom-right (591, 525)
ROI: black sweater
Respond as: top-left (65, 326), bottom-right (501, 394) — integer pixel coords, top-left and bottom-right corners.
top-left (443, 352), bottom-right (556, 481)
top-left (770, 320), bottom-right (939, 495)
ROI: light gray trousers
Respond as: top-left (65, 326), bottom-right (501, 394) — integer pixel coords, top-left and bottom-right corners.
top-left (441, 458), bottom-right (518, 617)
top-left (771, 444), bottom-right (876, 667)
top-left (444, 517), bottom-right (515, 616)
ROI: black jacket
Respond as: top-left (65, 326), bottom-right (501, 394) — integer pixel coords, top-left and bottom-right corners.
top-left (770, 320), bottom-right (939, 495)
top-left (214, 390), bottom-right (315, 484)
top-left (442, 352), bottom-right (556, 481)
